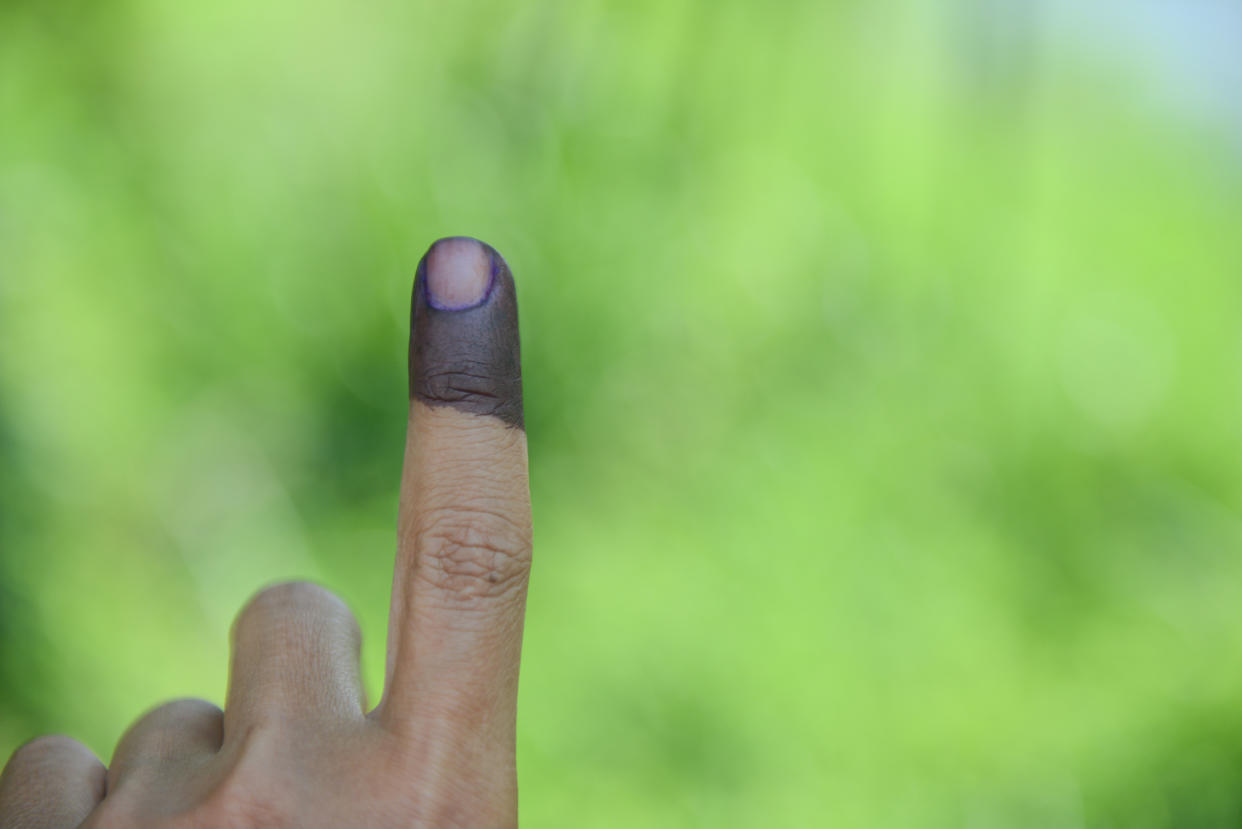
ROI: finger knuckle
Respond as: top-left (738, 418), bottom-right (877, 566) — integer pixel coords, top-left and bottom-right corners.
top-left (6, 734), bottom-right (87, 768)
top-left (241, 580), bottom-right (337, 617)
top-left (233, 581), bottom-right (357, 642)
top-left (149, 696), bottom-right (222, 722)
top-left (126, 698), bottom-right (223, 748)
top-left (416, 505), bottom-right (532, 603)
top-left (419, 369), bottom-right (502, 408)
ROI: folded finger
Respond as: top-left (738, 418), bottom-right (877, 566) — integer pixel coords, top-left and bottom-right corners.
top-left (107, 698), bottom-right (222, 796)
top-left (0, 735), bottom-right (105, 828)
top-left (223, 581), bottom-right (366, 739)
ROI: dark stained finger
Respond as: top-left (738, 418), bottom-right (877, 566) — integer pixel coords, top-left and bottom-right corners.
top-left (407, 236), bottom-right (523, 427)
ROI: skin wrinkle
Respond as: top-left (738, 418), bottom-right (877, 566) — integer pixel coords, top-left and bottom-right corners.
top-left (409, 239), bottom-right (525, 429)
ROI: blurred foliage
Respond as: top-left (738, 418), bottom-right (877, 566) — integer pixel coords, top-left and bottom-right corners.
top-left (2, 0), bottom-right (1241, 825)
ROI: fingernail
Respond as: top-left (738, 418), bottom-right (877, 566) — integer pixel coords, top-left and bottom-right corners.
top-left (409, 237), bottom-right (524, 428)
top-left (423, 237), bottom-right (496, 310)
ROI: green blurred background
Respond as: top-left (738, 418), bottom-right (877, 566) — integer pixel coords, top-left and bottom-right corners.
top-left (2, 0), bottom-right (1241, 825)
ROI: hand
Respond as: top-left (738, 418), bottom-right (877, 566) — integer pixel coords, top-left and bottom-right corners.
top-left (0, 237), bottom-right (533, 828)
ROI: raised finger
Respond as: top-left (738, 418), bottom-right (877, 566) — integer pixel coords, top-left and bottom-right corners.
top-left (379, 237), bottom-right (532, 753)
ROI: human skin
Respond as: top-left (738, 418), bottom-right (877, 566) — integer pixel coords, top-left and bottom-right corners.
top-left (0, 237), bottom-right (533, 828)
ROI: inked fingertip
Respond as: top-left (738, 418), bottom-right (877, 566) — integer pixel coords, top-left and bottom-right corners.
top-left (409, 236), bottom-right (523, 428)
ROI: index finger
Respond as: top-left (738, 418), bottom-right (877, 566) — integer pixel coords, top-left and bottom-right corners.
top-left (377, 237), bottom-right (532, 751)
